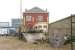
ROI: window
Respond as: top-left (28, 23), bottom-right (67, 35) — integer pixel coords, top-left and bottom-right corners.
top-left (26, 16), bottom-right (32, 21)
top-left (37, 16), bottom-right (43, 22)
top-left (38, 25), bottom-right (42, 28)
top-left (35, 26), bottom-right (37, 29)
top-left (44, 25), bottom-right (47, 28)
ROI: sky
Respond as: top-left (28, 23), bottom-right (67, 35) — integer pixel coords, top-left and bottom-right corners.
top-left (0, 0), bottom-right (75, 25)
top-left (0, 0), bottom-right (20, 23)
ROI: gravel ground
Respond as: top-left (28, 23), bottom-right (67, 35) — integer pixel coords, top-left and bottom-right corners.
top-left (0, 36), bottom-right (71, 50)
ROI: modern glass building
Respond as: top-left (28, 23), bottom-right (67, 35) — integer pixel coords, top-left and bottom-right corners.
top-left (12, 18), bottom-right (21, 28)
top-left (10, 18), bottom-right (21, 34)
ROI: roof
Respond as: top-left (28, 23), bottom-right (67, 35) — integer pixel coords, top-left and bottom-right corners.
top-left (25, 7), bottom-right (48, 13)
top-left (49, 14), bottom-right (75, 25)
top-left (49, 16), bottom-right (71, 25)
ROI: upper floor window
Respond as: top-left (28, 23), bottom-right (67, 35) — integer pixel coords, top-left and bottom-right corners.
top-left (38, 25), bottom-right (42, 28)
top-left (37, 16), bottom-right (43, 22)
top-left (26, 16), bottom-right (32, 21)
top-left (44, 25), bottom-right (47, 28)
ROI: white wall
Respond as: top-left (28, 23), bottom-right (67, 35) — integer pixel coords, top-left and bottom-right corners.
top-left (34, 22), bottom-right (48, 32)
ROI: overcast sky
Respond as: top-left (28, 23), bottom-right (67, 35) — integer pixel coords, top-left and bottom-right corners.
top-left (0, 0), bottom-right (75, 24)
top-left (0, 0), bottom-right (20, 23)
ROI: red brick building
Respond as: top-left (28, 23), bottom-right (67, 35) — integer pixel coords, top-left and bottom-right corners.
top-left (23, 7), bottom-right (49, 32)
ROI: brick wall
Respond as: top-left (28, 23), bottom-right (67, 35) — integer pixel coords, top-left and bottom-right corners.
top-left (23, 13), bottom-right (48, 29)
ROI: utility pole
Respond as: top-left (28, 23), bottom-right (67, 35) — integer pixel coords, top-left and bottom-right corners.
top-left (18, 0), bottom-right (22, 40)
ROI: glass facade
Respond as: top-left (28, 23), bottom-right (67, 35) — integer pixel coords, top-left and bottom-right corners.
top-left (12, 19), bottom-right (21, 28)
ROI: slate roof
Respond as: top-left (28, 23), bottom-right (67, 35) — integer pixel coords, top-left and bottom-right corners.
top-left (25, 7), bottom-right (48, 13)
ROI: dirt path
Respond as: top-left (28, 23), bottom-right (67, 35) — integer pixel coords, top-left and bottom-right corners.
top-left (0, 36), bottom-right (71, 50)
